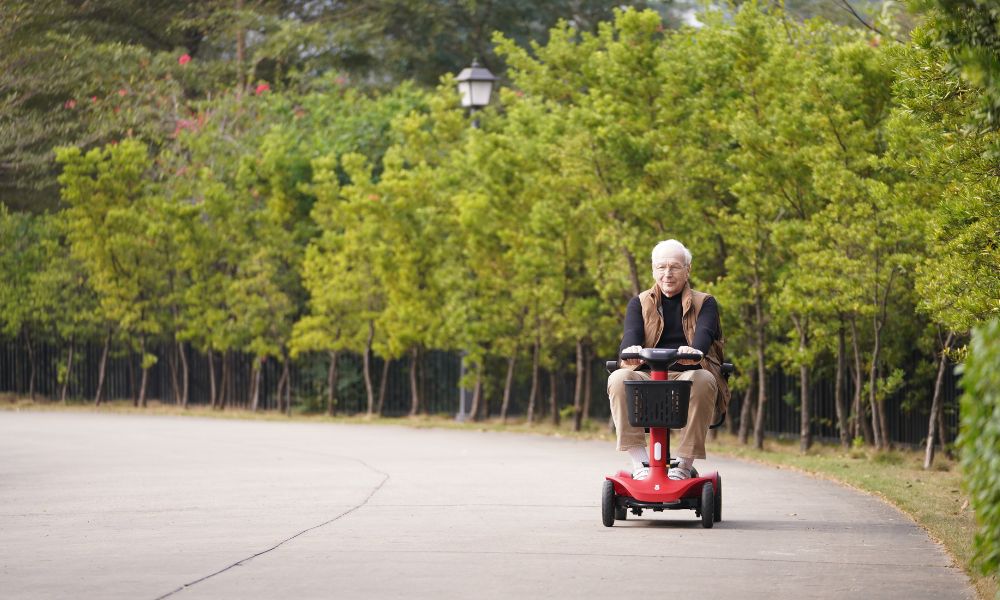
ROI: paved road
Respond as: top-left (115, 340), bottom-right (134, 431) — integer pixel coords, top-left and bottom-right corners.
top-left (0, 411), bottom-right (974, 599)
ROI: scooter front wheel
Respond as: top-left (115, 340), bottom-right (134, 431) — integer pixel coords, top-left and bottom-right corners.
top-left (602, 480), bottom-right (615, 527)
top-left (700, 481), bottom-right (715, 529)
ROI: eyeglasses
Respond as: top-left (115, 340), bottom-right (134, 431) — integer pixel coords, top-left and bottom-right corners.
top-left (653, 264), bottom-right (687, 275)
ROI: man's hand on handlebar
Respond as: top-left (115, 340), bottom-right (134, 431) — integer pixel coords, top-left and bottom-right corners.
top-left (677, 345), bottom-right (703, 366)
top-left (620, 345), bottom-right (644, 368)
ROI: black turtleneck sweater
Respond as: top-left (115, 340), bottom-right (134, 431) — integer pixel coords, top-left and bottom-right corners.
top-left (617, 291), bottom-right (720, 370)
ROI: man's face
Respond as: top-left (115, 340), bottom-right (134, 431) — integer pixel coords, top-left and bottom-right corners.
top-left (652, 249), bottom-right (690, 297)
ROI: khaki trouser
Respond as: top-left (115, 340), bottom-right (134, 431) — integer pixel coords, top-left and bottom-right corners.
top-left (607, 368), bottom-right (718, 459)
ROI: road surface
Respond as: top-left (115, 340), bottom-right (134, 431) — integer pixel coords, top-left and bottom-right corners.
top-left (0, 411), bottom-right (974, 599)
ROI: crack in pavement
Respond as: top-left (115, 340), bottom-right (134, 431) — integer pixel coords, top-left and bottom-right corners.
top-left (152, 459), bottom-right (389, 600)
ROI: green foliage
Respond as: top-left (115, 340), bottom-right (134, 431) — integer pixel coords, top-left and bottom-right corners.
top-left (916, 0), bottom-right (1000, 130)
top-left (959, 319), bottom-right (1000, 576)
top-left (889, 26), bottom-right (1000, 331)
top-left (56, 140), bottom-right (165, 347)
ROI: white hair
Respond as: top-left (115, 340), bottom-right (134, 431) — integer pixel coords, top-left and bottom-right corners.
top-left (651, 239), bottom-right (692, 267)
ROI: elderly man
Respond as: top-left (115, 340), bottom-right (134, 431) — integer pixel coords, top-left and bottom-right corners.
top-left (608, 239), bottom-right (730, 480)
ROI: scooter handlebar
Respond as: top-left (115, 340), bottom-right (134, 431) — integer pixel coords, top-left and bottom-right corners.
top-left (620, 348), bottom-right (703, 363)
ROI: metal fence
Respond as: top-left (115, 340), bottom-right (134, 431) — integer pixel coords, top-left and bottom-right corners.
top-left (0, 338), bottom-right (960, 446)
top-left (724, 367), bottom-right (961, 447)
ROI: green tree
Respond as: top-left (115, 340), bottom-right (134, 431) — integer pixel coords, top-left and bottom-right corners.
top-left (0, 207), bottom-right (46, 397)
top-left (295, 152), bottom-right (386, 416)
top-left (57, 139), bottom-right (168, 406)
top-left (289, 83), bottom-right (427, 415)
top-left (28, 213), bottom-right (103, 403)
top-left (889, 26), bottom-right (1000, 333)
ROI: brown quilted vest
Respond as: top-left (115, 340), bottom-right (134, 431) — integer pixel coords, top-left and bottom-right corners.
top-left (635, 282), bottom-right (731, 417)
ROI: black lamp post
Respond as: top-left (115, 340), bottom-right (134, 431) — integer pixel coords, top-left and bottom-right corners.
top-left (455, 60), bottom-right (497, 422)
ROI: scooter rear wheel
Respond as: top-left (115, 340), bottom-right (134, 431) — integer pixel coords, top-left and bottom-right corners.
top-left (615, 504), bottom-right (627, 521)
top-left (602, 480), bottom-right (615, 527)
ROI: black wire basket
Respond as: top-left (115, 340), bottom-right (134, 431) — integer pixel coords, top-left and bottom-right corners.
top-left (624, 380), bottom-right (692, 428)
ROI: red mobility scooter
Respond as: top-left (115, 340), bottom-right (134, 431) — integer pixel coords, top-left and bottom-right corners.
top-left (602, 347), bottom-right (733, 528)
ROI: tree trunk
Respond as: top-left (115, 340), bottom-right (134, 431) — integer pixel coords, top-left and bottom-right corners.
top-left (61, 337), bottom-right (75, 404)
top-left (752, 272), bottom-right (767, 450)
top-left (178, 340), bottom-right (189, 409)
top-left (479, 365), bottom-right (490, 420)
top-left (408, 346), bottom-right (421, 417)
top-left (250, 356), bottom-right (266, 412)
top-left (208, 349), bottom-right (217, 408)
top-left (273, 355), bottom-right (289, 414)
top-left (250, 359), bottom-right (261, 411)
top-left (738, 369), bottom-right (756, 445)
top-left (167, 341), bottom-right (180, 405)
top-left (527, 340), bottom-right (539, 425)
top-left (362, 321), bottom-right (375, 416)
top-left (938, 401), bottom-right (952, 459)
top-left (924, 331), bottom-right (955, 469)
top-left (835, 323), bottom-right (848, 448)
top-left (870, 262), bottom-right (898, 450)
top-left (137, 336), bottom-right (150, 408)
top-left (849, 317), bottom-right (872, 445)
top-left (376, 358), bottom-right (390, 416)
top-left (500, 352), bottom-right (517, 423)
top-left (128, 347), bottom-right (137, 407)
top-left (800, 363), bottom-right (810, 452)
top-left (792, 316), bottom-right (811, 453)
top-left (327, 350), bottom-right (338, 416)
top-left (752, 331), bottom-right (767, 449)
top-left (219, 351), bottom-right (230, 410)
top-left (868, 330), bottom-right (883, 450)
top-left (275, 358), bottom-right (288, 413)
top-left (95, 329), bottom-right (112, 406)
top-left (573, 339), bottom-right (585, 432)
top-left (622, 246), bottom-right (641, 297)
top-left (550, 369), bottom-right (560, 426)
top-left (469, 365), bottom-right (482, 422)
top-left (282, 356), bottom-right (291, 416)
top-left (582, 345), bottom-right (593, 427)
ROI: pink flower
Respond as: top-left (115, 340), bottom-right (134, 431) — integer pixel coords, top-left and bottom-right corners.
top-left (90, 96), bottom-right (98, 103)
top-left (255, 82), bottom-right (270, 95)
top-left (63, 99), bottom-right (77, 109)
top-left (178, 53), bottom-right (191, 66)
top-left (118, 89), bottom-right (127, 97)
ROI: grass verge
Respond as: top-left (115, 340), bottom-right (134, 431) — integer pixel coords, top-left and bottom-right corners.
top-left (3, 395), bottom-right (996, 599)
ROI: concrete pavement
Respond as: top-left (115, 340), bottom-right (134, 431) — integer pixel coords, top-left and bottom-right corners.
top-left (0, 411), bottom-right (975, 599)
